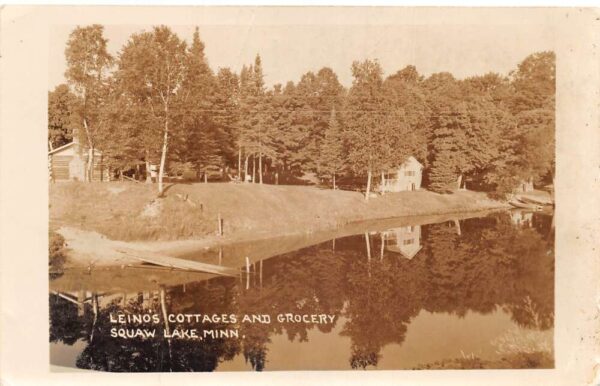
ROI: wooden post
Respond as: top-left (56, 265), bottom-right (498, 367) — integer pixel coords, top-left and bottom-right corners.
top-left (259, 259), bottom-right (263, 288)
top-left (90, 293), bottom-right (99, 343)
top-left (204, 171), bottom-right (208, 184)
top-left (48, 155), bottom-right (53, 182)
top-left (454, 219), bottom-right (462, 236)
top-left (160, 287), bottom-right (170, 336)
top-left (332, 238), bottom-right (336, 252)
top-left (245, 256), bottom-right (250, 290)
top-left (238, 147), bottom-right (242, 180)
top-left (259, 151), bottom-right (263, 184)
top-left (218, 247), bottom-right (223, 265)
top-left (253, 262), bottom-right (257, 285)
top-left (217, 213), bottom-right (223, 236)
top-left (160, 286), bottom-right (173, 368)
top-left (365, 169), bottom-right (372, 201)
top-left (380, 233), bottom-right (385, 260)
top-left (77, 290), bottom-right (85, 317)
top-left (365, 232), bottom-right (371, 261)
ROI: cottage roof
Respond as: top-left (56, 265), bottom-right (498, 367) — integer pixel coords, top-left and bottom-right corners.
top-left (401, 156), bottom-right (423, 168)
top-left (386, 245), bottom-right (423, 259)
top-left (385, 156), bottom-right (423, 173)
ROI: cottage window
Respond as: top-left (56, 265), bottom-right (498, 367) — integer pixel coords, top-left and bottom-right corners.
top-left (403, 239), bottom-right (414, 245)
top-left (404, 171), bottom-right (415, 177)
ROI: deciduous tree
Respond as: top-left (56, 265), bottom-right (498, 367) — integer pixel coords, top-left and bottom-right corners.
top-left (48, 84), bottom-right (78, 149)
top-left (117, 26), bottom-right (187, 194)
top-left (64, 24), bottom-right (113, 181)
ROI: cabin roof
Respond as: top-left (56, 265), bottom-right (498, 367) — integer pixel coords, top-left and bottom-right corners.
top-left (48, 141), bottom-right (76, 155)
top-left (49, 141), bottom-right (103, 156)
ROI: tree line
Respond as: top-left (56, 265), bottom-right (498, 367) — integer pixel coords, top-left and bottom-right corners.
top-left (49, 24), bottom-right (555, 197)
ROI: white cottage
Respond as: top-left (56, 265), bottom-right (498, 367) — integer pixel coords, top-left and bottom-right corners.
top-left (381, 225), bottom-right (422, 260)
top-left (380, 156), bottom-right (423, 193)
top-left (514, 179), bottom-right (534, 193)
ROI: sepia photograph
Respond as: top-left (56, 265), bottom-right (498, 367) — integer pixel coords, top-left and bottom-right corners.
top-left (44, 17), bottom-right (559, 373)
top-left (2, 4), bottom-right (599, 384)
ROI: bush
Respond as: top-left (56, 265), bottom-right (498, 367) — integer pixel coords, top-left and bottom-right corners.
top-left (49, 231), bottom-right (67, 278)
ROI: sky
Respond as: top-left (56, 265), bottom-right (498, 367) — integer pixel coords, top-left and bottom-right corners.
top-left (49, 23), bottom-right (556, 90)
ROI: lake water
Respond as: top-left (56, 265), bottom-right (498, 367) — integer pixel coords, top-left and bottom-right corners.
top-left (49, 210), bottom-right (554, 371)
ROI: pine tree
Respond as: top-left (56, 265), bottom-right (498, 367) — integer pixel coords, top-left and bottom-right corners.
top-left (318, 108), bottom-right (345, 189)
top-left (178, 27), bottom-right (221, 176)
top-left (237, 54), bottom-right (277, 184)
top-left (213, 68), bottom-right (241, 171)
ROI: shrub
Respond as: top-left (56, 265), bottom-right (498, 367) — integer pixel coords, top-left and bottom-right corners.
top-left (49, 231), bottom-right (67, 278)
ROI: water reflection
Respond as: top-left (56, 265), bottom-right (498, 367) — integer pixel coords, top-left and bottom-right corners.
top-left (49, 210), bottom-right (554, 371)
top-left (381, 225), bottom-right (422, 259)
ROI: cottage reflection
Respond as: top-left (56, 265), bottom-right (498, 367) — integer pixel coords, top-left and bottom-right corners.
top-left (381, 225), bottom-right (422, 260)
top-left (510, 210), bottom-right (533, 227)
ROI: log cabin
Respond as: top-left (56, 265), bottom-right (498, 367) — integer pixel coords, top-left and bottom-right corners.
top-left (48, 136), bottom-right (108, 182)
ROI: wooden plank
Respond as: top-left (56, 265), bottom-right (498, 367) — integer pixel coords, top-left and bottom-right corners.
top-left (116, 247), bottom-right (239, 276)
top-left (122, 175), bottom-right (140, 183)
top-left (51, 290), bottom-right (82, 305)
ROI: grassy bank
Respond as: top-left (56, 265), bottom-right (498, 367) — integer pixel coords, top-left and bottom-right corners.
top-left (412, 351), bottom-right (553, 369)
top-left (50, 181), bottom-right (508, 242)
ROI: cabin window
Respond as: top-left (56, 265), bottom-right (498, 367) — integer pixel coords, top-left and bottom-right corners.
top-left (404, 170), bottom-right (415, 176)
top-left (403, 239), bottom-right (414, 245)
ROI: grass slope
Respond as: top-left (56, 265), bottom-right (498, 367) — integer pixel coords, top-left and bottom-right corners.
top-left (50, 182), bottom-right (507, 242)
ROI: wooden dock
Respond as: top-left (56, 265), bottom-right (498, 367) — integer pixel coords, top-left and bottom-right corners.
top-left (116, 247), bottom-right (239, 276)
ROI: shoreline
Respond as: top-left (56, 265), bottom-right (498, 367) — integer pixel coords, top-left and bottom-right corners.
top-left (51, 184), bottom-right (512, 269)
top-left (135, 205), bottom-right (510, 257)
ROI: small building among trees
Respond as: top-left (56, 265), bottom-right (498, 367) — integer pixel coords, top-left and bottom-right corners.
top-left (515, 178), bottom-right (534, 193)
top-left (48, 137), bottom-right (108, 182)
top-left (380, 156), bottom-right (423, 193)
